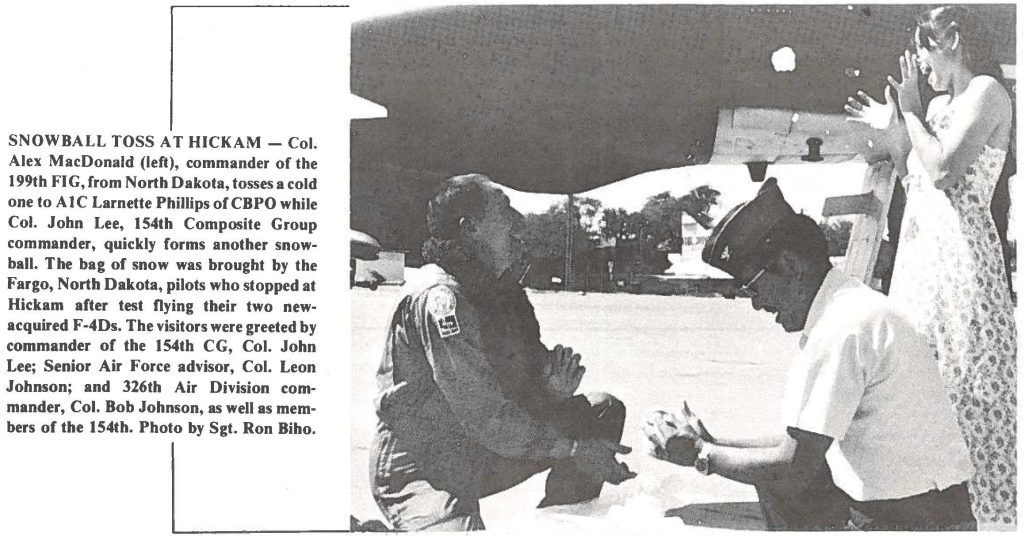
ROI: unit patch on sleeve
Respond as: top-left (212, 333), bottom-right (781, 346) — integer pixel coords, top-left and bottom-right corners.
top-left (435, 314), bottom-right (461, 338)
top-left (426, 286), bottom-right (461, 338)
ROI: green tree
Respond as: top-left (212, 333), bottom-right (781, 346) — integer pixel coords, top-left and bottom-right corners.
top-left (679, 185), bottom-right (721, 228)
top-left (637, 186), bottom-right (722, 250)
top-left (520, 196), bottom-right (603, 258)
top-left (521, 205), bottom-right (567, 257)
top-left (641, 192), bottom-right (681, 246)
top-left (573, 196), bottom-right (604, 246)
top-left (600, 207), bottom-right (650, 241)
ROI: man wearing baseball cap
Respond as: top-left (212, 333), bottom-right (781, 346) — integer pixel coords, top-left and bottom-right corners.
top-left (643, 178), bottom-right (975, 530)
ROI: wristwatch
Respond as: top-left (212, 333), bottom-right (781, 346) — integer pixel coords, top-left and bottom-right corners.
top-left (694, 444), bottom-right (713, 476)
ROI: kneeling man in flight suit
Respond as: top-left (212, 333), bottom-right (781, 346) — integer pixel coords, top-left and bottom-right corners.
top-left (644, 178), bottom-right (975, 531)
top-left (371, 173), bottom-right (635, 531)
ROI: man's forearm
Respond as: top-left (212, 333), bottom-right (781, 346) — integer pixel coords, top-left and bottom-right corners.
top-left (702, 443), bottom-right (796, 486)
top-left (709, 434), bottom-right (785, 449)
top-left (465, 402), bottom-right (578, 461)
top-left (700, 429), bottom-right (831, 490)
top-left (548, 436), bottom-right (576, 460)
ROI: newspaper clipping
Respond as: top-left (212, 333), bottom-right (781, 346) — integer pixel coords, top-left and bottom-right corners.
top-left (1, 1), bottom-right (1018, 534)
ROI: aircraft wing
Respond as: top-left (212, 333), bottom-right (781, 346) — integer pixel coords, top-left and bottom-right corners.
top-left (351, 4), bottom-right (1015, 248)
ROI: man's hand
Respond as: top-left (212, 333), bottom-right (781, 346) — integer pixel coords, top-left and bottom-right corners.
top-left (642, 409), bottom-right (707, 467)
top-left (543, 344), bottom-right (585, 402)
top-left (571, 438), bottom-right (637, 484)
top-left (681, 402), bottom-right (715, 443)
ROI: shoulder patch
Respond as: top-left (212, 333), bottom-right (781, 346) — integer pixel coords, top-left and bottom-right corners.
top-left (426, 286), bottom-right (461, 338)
top-left (426, 286), bottom-right (458, 317)
top-left (435, 314), bottom-right (461, 338)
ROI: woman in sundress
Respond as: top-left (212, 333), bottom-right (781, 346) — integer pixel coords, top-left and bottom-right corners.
top-left (846, 6), bottom-right (1016, 527)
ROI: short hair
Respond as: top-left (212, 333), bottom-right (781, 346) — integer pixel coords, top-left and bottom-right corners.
top-left (757, 213), bottom-right (830, 268)
top-left (425, 173), bottom-right (491, 241)
top-left (422, 173), bottom-right (491, 264)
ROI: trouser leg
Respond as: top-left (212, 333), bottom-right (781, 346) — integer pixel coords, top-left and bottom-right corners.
top-left (373, 474), bottom-right (486, 531)
top-left (419, 511), bottom-right (486, 532)
top-left (474, 392), bottom-right (626, 507)
top-left (846, 483), bottom-right (976, 531)
top-left (372, 426), bottom-right (486, 531)
top-left (539, 391), bottom-right (626, 507)
top-left (373, 394), bottom-right (627, 530)
top-left (474, 456), bottom-right (549, 498)
top-left (755, 462), bottom-right (851, 530)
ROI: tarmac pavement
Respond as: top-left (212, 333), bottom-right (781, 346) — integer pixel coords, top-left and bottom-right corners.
top-left (350, 285), bottom-right (800, 531)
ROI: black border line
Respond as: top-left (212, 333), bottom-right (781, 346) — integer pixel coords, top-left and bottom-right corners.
top-left (169, 4), bottom-right (352, 532)
top-left (170, 6), bottom-right (175, 130)
top-left (169, 4), bottom-right (350, 132)
top-left (172, 442), bottom-right (177, 533)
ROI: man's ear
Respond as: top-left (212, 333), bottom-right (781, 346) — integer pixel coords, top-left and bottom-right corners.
top-left (458, 216), bottom-right (477, 235)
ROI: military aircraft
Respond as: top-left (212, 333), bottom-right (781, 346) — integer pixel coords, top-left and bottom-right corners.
top-left (351, 4), bottom-right (1015, 283)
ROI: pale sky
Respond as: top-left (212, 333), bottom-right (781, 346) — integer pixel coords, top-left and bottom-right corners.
top-left (499, 163), bottom-right (868, 223)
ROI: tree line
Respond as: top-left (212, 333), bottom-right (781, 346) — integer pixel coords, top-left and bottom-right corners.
top-left (520, 185), bottom-right (852, 264)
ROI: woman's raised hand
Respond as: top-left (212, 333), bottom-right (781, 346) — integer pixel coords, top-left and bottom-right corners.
top-left (845, 87), bottom-right (905, 163)
top-left (888, 50), bottom-right (924, 117)
top-left (845, 87), bottom-right (898, 132)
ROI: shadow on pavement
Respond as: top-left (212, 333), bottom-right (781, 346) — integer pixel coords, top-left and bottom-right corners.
top-left (665, 501), bottom-right (768, 530)
top-left (350, 515), bottom-right (390, 532)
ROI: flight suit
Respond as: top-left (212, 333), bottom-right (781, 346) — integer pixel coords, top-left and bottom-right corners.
top-left (370, 264), bottom-right (624, 530)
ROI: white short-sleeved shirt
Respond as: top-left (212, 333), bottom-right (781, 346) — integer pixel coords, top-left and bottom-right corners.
top-left (781, 269), bottom-right (973, 501)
